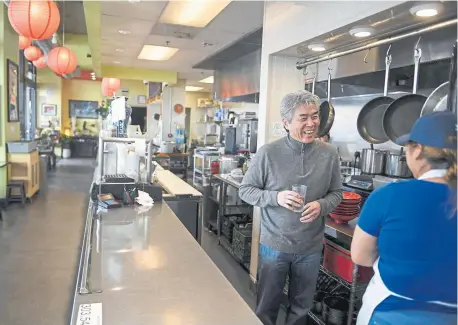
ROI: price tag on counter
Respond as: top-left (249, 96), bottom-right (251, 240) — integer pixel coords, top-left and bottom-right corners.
top-left (325, 227), bottom-right (337, 238)
top-left (77, 303), bottom-right (102, 325)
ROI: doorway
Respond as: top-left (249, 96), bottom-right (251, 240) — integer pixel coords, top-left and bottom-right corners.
top-left (130, 106), bottom-right (147, 132)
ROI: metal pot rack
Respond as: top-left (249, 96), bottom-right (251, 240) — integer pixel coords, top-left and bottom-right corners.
top-left (296, 18), bottom-right (457, 70)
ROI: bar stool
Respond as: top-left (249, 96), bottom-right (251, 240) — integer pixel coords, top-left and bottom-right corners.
top-left (7, 180), bottom-right (26, 206)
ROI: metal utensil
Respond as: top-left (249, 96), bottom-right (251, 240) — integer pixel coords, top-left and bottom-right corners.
top-left (383, 39), bottom-right (427, 143)
top-left (357, 46), bottom-right (394, 144)
top-left (421, 43), bottom-right (457, 115)
top-left (318, 66), bottom-right (336, 137)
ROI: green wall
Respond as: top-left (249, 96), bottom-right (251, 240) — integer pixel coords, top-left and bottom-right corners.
top-left (0, 5), bottom-right (20, 197)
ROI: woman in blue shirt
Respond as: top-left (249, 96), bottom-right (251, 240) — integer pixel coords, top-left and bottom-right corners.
top-left (351, 111), bottom-right (457, 325)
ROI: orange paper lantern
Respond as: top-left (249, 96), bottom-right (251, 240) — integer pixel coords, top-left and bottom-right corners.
top-left (8, 0), bottom-right (60, 40)
top-left (24, 46), bottom-right (42, 61)
top-left (18, 35), bottom-right (31, 50)
top-left (33, 56), bottom-right (47, 69)
top-left (101, 84), bottom-right (115, 97)
top-left (47, 47), bottom-right (77, 75)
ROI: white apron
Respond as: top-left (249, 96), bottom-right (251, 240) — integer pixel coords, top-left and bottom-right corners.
top-left (356, 169), bottom-right (456, 325)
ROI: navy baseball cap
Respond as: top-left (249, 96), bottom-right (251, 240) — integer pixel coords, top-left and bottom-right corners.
top-left (396, 111), bottom-right (457, 149)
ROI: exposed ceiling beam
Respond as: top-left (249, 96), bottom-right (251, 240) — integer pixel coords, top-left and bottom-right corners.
top-left (83, 1), bottom-right (101, 74)
top-left (101, 65), bottom-right (177, 84)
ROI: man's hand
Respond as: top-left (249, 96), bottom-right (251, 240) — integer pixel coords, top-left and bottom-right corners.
top-left (277, 191), bottom-right (303, 211)
top-left (300, 201), bottom-right (321, 223)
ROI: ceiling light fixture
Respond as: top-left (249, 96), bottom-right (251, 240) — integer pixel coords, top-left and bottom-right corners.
top-left (349, 26), bottom-right (375, 38)
top-left (199, 76), bottom-right (214, 84)
top-left (118, 30), bottom-right (131, 35)
top-left (307, 43), bottom-right (326, 52)
top-left (113, 61), bottom-right (121, 64)
top-left (138, 45), bottom-right (179, 61)
top-left (409, 3), bottom-right (443, 17)
top-left (186, 86), bottom-right (204, 92)
top-left (90, 72), bottom-right (95, 76)
top-left (116, 48), bottom-right (124, 52)
top-left (159, 0), bottom-right (231, 28)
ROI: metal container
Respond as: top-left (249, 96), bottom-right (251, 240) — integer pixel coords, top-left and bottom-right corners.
top-left (360, 148), bottom-right (386, 175)
top-left (384, 151), bottom-right (412, 178)
top-left (219, 155), bottom-right (239, 174)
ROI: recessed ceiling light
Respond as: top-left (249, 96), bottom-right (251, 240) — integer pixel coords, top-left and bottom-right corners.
top-left (349, 26), bottom-right (375, 38)
top-left (116, 49), bottom-right (124, 52)
top-left (113, 61), bottom-right (121, 64)
top-left (90, 72), bottom-right (95, 76)
top-left (128, 0), bottom-right (140, 3)
top-left (159, 0), bottom-right (231, 28)
top-left (308, 43), bottom-right (326, 52)
top-left (138, 45), bottom-right (179, 61)
top-left (199, 76), bottom-right (214, 84)
top-left (118, 30), bottom-right (131, 35)
top-left (186, 86), bottom-right (204, 92)
top-left (409, 3), bottom-right (443, 17)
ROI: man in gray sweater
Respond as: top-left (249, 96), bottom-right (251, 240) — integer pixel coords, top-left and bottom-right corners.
top-left (239, 90), bottom-right (343, 325)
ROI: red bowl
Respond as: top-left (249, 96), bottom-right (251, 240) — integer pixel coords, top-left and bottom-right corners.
top-left (333, 206), bottom-right (360, 214)
top-left (329, 212), bottom-right (359, 224)
top-left (339, 200), bottom-right (361, 207)
top-left (343, 191), bottom-right (361, 201)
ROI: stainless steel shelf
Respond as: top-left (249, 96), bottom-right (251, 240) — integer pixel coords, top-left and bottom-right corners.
top-left (319, 266), bottom-right (367, 291)
top-left (308, 311), bottom-right (326, 325)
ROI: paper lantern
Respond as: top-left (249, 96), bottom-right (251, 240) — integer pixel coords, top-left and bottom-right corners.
top-left (102, 78), bottom-right (121, 92)
top-left (33, 56), bottom-right (47, 69)
top-left (18, 35), bottom-right (31, 50)
top-left (101, 84), bottom-right (115, 97)
top-left (24, 46), bottom-right (42, 61)
top-left (47, 47), bottom-right (77, 75)
top-left (8, 0), bottom-right (60, 40)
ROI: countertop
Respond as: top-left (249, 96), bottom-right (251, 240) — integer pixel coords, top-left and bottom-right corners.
top-left (70, 202), bottom-right (261, 325)
top-left (153, 162), bottom-right (202, 197)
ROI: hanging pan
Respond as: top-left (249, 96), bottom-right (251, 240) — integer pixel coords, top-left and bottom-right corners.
top-left (317, 67), bottom-right (335, 137)
top-left (383, 40), bottom-right (427, 143)
top-left (421, 42), bottom-right (457, 116)
top-left (357, 46), bottom-right (394, 144)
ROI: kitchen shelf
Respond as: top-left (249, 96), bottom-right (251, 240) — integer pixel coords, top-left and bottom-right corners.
top-left (219, 236), bottom-right (250, 271)
top-left (319, 266), bottom-right (367, 291)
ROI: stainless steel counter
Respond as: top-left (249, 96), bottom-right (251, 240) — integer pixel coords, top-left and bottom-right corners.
top-left (70, 201), bottom-right (262, 325)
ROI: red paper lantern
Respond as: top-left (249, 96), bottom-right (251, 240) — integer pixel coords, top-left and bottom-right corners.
top-left (8, 0), bottom-right (60, 40)
top-left (24, 46), bottom-right (42, 61)
top-left (47, 47), bottom-right (77, 75)
top-left (18, 35), bottom-right (31, 50)
top-left (102, 78), bottom-right (121, 93)
top-left (33, 56), bottom-right (47, 69)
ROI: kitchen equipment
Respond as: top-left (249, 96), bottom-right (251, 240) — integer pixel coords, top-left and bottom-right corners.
top-left (219, 155), bottom-right (239, 174)
top-left (360, 145), bottom-right (386, 175)
top-left (384, 149), bottom-right (412, 178)
top-left (383, 40), bottom-right (427, 143)
top-left (210, 160), bottom-right (220, 175)
top-left (160, 141), bottom-right (175, 153)
top-left (357, 47), bottom-right (393, 144)
top-left (322, 296), bottom-right (349, 324)
top-left (373, 175), bottom-right (401, 190)
top-left (225, 126), bottom-right (238, 154)
top-left (323, 239), bottom-right (374, 284)
top-left (447, 42), bottom-right (457, 113)
top-left (312, 291), bottom-right (327, 314)
top-left (317, 69), bottom-right (335, 137)
top-left (230, 168), bottom-right (244, 182)
top-left (238, 118), bottom-right (258, 153)
top-left (421, 42), bottom-right (457, 116)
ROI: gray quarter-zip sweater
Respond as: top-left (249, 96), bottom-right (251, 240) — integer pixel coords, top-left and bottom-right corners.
top-left (239, 136), bottom-right (343, 254)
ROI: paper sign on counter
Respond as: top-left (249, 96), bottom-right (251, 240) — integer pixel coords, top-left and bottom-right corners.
top-left (77, 303), bottom-right (102, 325)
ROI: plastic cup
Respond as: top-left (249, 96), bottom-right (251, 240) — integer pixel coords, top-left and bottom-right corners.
top-left (291, 184), bottom-right (307, 212)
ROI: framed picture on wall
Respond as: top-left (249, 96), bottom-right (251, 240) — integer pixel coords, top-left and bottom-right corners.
top-left (7, 59), bottom-right (19, 122)
top-left (41, 104), bottom-right (57, 116)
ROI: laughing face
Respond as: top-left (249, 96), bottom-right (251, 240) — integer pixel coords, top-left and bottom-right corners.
top-left (283, 104), bottom-right (320, 144)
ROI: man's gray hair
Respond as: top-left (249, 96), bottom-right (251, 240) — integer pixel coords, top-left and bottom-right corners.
top-left (280, 90), bottom-right (321, 123)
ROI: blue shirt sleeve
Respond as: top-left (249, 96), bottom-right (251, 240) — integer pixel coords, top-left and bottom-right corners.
top-left (357, 186), bottom-right (390, 237)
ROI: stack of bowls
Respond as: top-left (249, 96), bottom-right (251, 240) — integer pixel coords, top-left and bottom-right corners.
top-left (329, 191), bottom-right (362, 224)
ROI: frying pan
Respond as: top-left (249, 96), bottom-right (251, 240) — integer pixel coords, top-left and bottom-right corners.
top-left (421, 42), bottom-right (457, 116)
top-left (317, 70), bottom-right (335, 137)
top-left (446, 42), bottom-right (457, 113)
top-left (357, 48), bottom-right (394, 144)
top-left (383, 43), bottom-right (427, 143)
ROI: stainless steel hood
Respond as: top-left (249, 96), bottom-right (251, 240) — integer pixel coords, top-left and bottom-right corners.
top-left (213, 49), bottom-right (261, 102)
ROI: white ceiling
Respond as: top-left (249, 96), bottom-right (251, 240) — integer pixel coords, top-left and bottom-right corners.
top-left (99, 1), bottom-right (264, 90)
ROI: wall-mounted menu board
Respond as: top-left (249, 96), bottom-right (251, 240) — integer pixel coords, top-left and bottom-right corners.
top-left (69, 100), bottom-right (98, 119)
